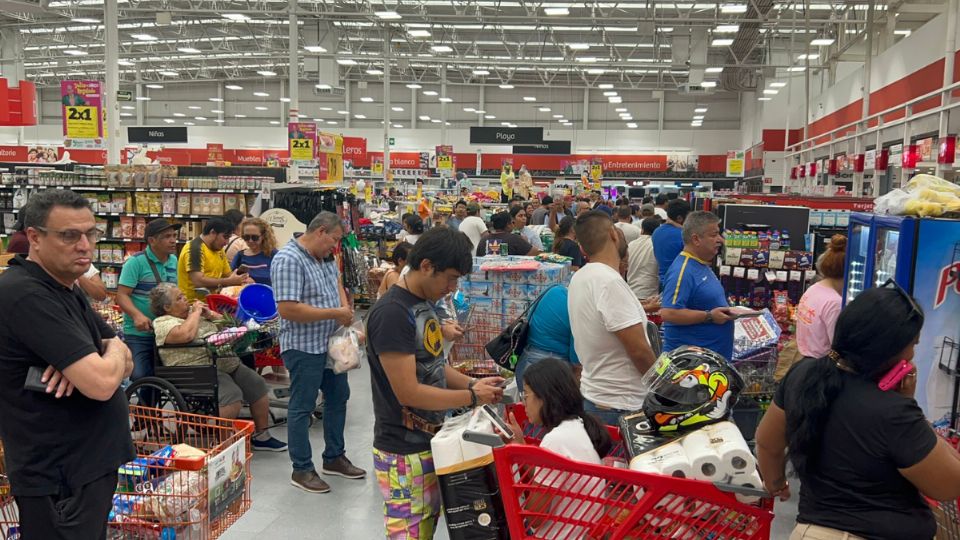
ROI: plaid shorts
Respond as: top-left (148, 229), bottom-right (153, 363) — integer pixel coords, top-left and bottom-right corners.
top-left (373, 448), bottom-right (442, 540)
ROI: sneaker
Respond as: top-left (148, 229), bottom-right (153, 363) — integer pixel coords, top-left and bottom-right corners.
top-left (291, 470), bottom-right (331, 494)
top-left (252, 436), bottom-right (288, 452)
top-left (322, 456), bottom-right (366, 479)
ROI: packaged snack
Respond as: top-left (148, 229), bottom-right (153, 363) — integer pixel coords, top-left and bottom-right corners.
top-left (135, 194), bottom-right (149, 214)
top-left (111, 194), bottom-right (126, 213)
top-left (148, 193), bottom-right (162, 215)
top-left (120, 216), bottom-right (135, 238)
top-left (135, 218), bottom-right (146, 239)
top-left (177, 194), bottom-right (192, 215)
top-left (162, 193), bottom-right (177, 215)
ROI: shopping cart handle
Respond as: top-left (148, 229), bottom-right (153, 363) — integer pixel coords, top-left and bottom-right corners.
top-left (462, 430), bottom-right (505, 448)
top-left (713, 482), bottom-right (772, 499)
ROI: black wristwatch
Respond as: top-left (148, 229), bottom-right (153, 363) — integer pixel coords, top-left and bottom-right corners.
top-left (704, 310), bottom-right (713, 323)
top-left (468, 387), bottom-right (478, 408)
top-left (468, 378), bottom-right (477, 390)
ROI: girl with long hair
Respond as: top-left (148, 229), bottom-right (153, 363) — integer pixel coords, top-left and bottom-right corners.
top-left (757, 284), bottom-right (960, 540)
top-left (552, 215), bottom-right (585, 270)
top-left (377, 241), bottom-right (412, 299)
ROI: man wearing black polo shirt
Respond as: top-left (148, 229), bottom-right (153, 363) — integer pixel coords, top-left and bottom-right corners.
top-left (0, 189), bottom-right (134, 539)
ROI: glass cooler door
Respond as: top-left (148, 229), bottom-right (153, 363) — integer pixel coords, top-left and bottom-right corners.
top-left (844, 220), bottom-right (871, 305)
top-left (873, 227), bottom-right (901, 288)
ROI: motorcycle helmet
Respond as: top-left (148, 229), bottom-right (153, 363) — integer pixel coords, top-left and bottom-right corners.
top-left (643, 345), bottom-right (745, 434)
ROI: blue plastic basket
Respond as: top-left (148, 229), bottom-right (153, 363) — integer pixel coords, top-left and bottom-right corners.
top-left (236, 284), bottom-right (278, 323)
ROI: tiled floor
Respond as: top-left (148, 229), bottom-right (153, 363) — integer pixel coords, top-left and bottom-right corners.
top-left (222, 368), bottom-right (799, 539)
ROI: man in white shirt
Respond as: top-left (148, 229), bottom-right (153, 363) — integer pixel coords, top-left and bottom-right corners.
top-left (626, 218), bottom-right (662, 303)
top-left (568, 211), bottom-right (657, 425)
top-left (654, 193), bottom-right (669, 220)
top-left (457, 203), bottom-right (489, 255)
top-left (613, 205), bottom-right (642, 244)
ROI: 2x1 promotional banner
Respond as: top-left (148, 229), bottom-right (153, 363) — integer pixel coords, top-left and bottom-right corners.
top-left (726, 151), bottom-right (746, 178)
top-left (61, 80), bottom-right (103, 143)
top-left (288, 122), bottom-right (317, 163)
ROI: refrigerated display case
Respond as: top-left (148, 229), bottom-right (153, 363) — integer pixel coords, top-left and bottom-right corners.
top-left (842, 214), bottom-right (872, 305)
top-left (842, 214), bottom-right (960, 424)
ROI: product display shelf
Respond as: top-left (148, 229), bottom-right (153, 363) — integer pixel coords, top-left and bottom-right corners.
top-left (0, 184), bottom-right (260, 194)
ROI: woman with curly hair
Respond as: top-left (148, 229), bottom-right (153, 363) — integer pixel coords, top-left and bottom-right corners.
top-left (231, 217), bottom-right (279, 286)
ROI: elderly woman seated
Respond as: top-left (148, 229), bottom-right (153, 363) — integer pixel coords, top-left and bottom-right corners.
top-left (149, 283), bottom-right (287, 452)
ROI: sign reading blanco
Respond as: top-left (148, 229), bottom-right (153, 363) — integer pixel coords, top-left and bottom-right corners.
top-left (469, 126), bottom-right (544, 145)
top-left (127, 126), bottom-right (188, 143)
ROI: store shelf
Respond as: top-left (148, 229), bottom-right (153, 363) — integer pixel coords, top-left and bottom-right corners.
top-left (0, 184), bottom-right (260, 194)
top-left (93, 212), bottom-right (226, 219)
top-left (99, 237), bottom-right (188, 244)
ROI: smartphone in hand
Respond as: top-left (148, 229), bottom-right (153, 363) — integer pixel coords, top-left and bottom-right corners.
top-left (878, 360), bottom-right (913, 391)
top-left (236, 264), bottom-right (250, 275)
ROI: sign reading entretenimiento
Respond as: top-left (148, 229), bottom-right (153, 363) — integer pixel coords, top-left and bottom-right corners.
top-left (469, 127), bottom-right (544, 145)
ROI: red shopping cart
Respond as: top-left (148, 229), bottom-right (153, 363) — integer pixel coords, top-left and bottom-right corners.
top-left (467, 404), bottom-right (774, 540)
top-left (206, 294), bottom-right (284, 371)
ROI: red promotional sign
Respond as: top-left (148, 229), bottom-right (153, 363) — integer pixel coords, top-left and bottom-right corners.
top-left (343, 137), bottom-right (367, 166)
top-left (853, 154), bottom-right (865, 173)
top-left (0, 145), bottom-right (27, 161)
top-left (230, 150), bottom-right (265, 166)
top-left (938, 135), bottom-right (956, 165)
top-left (206, 143), bottom-right (224, 164)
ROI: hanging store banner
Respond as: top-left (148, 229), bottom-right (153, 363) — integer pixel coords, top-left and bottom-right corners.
top-left (864, 149), bottom-right (877, 170)
top-left (371, 155), bottom-right (384, 176)
top-left (726, 150), bottom-right (745, 178)
top-left (342, 136), bottom-right (367, 166)
top-left (469, 126), bottom-right (544, 145)
top-left (590, 157), bottom-right (603, 181)
top-left (436, 145), bottom-right (454, 173)
top-left (61, 80), bottom-right (103, 139)
top-left (917, 137), bottom-right (935, 162)
top-left (288, 122), bottom-right (317, 162)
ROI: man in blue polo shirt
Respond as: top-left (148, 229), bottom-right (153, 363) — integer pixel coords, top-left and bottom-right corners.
top-left (116, 218), bottom-right (180, 394)
top-left (660, 211), bottom-right (737, 359)
top-left (652, 199), bottom-right (691, 285)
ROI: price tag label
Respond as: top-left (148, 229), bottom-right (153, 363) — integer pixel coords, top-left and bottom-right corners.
top-left (289, 138), bottom-right (314, 161)
top-left (805, 270), bottom-right (817, 281)
top-left (719, 265), bottom-right (732, 276)
top-left (790, 271), bottom-right (802, 282)
top-left (64, 106), bottom-right (100, 139)
top-left (769, 251), bottom-right (786, 269)
top-left (747, 268), bottom-right (760, 280)
top-left (724, 247), bottom-right (742, 266)
top-left (776, 270), bottom-right (788, 282)
top-left (733, 266), bottom-right (746, 278)
top-left (765, 271), bottom-right (778, 282)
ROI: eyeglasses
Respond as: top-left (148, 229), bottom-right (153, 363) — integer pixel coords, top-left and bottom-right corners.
top-left (880, 278), bottom-right (923, 321)
top-left (34, 226), bottom-right (100, 245)
top-left (242, 234), bottom-right (261, 242)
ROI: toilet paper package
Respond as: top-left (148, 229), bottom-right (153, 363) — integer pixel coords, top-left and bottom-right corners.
top-left (680, 429), bottom-right (729, 481)
top-left (729, 470), bottom-right (764, 504)
top-left (702, 421), bottom-right (756, 475)
top-left (647, 442), bottom-right (693, 479)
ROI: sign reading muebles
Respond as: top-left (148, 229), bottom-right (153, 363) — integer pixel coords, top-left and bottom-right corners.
top-left (469, 126), bottom-right (544, 145)
top-left (128, 126), bottom-right (188, 143)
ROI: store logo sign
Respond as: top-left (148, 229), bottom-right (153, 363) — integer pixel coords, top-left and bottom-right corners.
top-left (935, 261), bottom-right (960, 309)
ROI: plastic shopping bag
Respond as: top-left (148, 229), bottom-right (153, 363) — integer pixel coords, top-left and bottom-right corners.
top-left (328, 320), bottom-right (367, 374)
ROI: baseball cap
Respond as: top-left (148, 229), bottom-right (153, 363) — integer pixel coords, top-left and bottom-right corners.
top-left (145, 218), bottom-right (182, 239)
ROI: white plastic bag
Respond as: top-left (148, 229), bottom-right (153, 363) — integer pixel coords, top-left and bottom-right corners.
top-left (328, 320), bottom-right (366, 374)
top-left (873, 188), bottom-right (912, 215)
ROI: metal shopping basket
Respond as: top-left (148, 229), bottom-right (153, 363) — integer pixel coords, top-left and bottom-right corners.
top-left (466, 404), bottom-right (774, 540)
top-left (0, 405), bottom-right (254, 540)
top-left (450, 308), bottom-right (510, 378)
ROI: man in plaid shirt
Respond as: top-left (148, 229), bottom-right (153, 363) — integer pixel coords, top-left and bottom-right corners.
top-left (272, 211), bottom-right (366, 494)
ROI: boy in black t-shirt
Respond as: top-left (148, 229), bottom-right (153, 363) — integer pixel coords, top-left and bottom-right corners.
top-left (366, 227), bottom-right (504, 540)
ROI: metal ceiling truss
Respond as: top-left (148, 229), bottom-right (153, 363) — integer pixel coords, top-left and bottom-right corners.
top-left (0, 0), bottom-right (942, 91)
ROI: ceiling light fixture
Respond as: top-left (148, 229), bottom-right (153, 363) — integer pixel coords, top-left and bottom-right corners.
top-left (177, 47), bottom-right (201, 54)
top-left (758, 97), bottom-right (772, 101)
top-left (615, 107), bottom-right (628, 112)
top-left (392, 106), bottom-right (404, 112)
top-left (705, 67), bottom-right (724, 73)
top-left (473, 69), bottom-right (490, 75)
top-left (135, 96), bottom-right (152, 101)
top-left (337, 110), bottom-right (350, 114)
top-left (222, 13), bottom-right (250, 21)
top-left (627, 122), bottom-right (638, 128)
top-left (423, 90), bottom-right (438, 96)
top-left (598, 83), bottom-right (614, 89)
top-left (254, 91), bottom-right (270, 97)
top-left (608, 96), bottom-right (623, 103)
top-left (360, 96), bottom-right (374, 102)
top-left (118, 60), bottom-right (135, 66)
top-left (374, 11), bottom-right (402, 19)
top-left (209, 97), bottom-right (223, 102)
top-left (327, 120), bottom-right (338, 125)
top-left (695, 107), bottom-right (708, 113)
top-left (279, 97), bottom-right (291, 102)
top-left (211, 109), bottom-right (224, 114)
top-left (269, 121), bottom-right (280, 125)
top-left (797, 53), bottom-right (820, 60)
top-left (769, 82), bottom-right (787, 87)
top-left (406, 83), bottom-right (423, 89)
top-left (354, 114), bottom-right (366, 119)
top-left (544, 7), bottom-right (569, 15)
top-left (538, 107), bottom-right (551, 112)
top-left (485, 115), bottom-right (496, 119)
top-left (184, 122), bottom-right (195, 126)
top-left (552, 114), bottom-right (564, 118)
top-left (163, 118), bottom-right (175, 124)
top-left (393, 124), bottom-right (403, 128)
top-left (463, 107), bottom-right (475, 112)
top-left (257, 70), bottom-right (276, 76)
top-left (235, 114), bottom-right (247, 118)
top-left (586, 68), bottom-right (605, 75)
top-left (576, 57), bottom-right (598, 63)
top-left (419, 115), bottom-right (431, 121)
top-left (336, 59), bottom-right (357, 65)
top-left (715, 25), bottom-right (740, 33)
top-left (499, 84), bottom-right (514, 89)
top-left (788, 66), bottom-right (806, 72)
top-left (720, 4), bottom-right (748, 13)
top-left (173, 113), bottom-right (185, 117)
top-left (158, 71), bottom-right (179, 77)
top-left (763, 89), bottom-right (779, 94)
top-left (63, 49), bottom-right (88, 56)
top-left (567, 43), bottom-right (590, 50)
top-left (438, 97), bottom-right (453, 102)
top-left (523, 96), bottom-right (536, 101)
top-left (408, 29), bottom-right (431, 37)
top-left (195, 116), bottom-right (207, 120)
top-left (430, 45), bottom-right (453, 53)
top-left (304, 45), bottom-right (327, 53)
top-left (701, 81), bottom-right (718, 88)
top-left (603, 91), bottom-right (618, 96)
top-left (366, 68), bottom-right (384, 75)
top-left (187, 105), bottom-right (200, 110)
top-left (255, 106), bottom-right (268, 111)
top-left (225, 84), bottom-right (243, 90)
top-left (145, 84), bottom-right (164, 89)
top-left (811, 38), bottom-right (835, 46)
top-left (72, 17), bottom-right (100, 23)
top-left (319, 107), bottom-right (332, 111)
top-left (121, 105), bottom-right (135, 110)
top-left (693, 115), bottom-right (705, 120)
top-left (711, 39), bottom-right (734, 46)
top-left (131, 33), bottom-right (157, 41)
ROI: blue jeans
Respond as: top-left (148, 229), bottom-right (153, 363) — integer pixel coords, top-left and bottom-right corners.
top-left (282, 349), bottom-right (350, 472)
top-left (515, 345), bottom-right (569, 396)
top-left (125, 334), bottom-right (158, 405)
top-left (584, 398), bottom-right (630, 426)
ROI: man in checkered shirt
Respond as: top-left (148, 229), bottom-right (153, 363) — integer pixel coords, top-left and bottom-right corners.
top-left (272, 211), bottom-right (366, 494)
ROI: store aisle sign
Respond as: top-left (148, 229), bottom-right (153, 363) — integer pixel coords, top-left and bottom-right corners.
top-left (288, 122), bottom-right (317, 162)
top-left (469, 126), bottom-right (544, 145)
top-left (726, 151), bottom-right (745, 178)
top-left (61, 80), bottom-right (103, 139)
top-left (127, 126), bottom-right (188, 144)
top-left (513, 140), bottom-right (572, 155)
top-left (343, 136), bottom-right (367, 164)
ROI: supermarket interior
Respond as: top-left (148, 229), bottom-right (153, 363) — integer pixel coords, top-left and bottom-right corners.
top-left (2, 0), bottom-right (960, 539)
